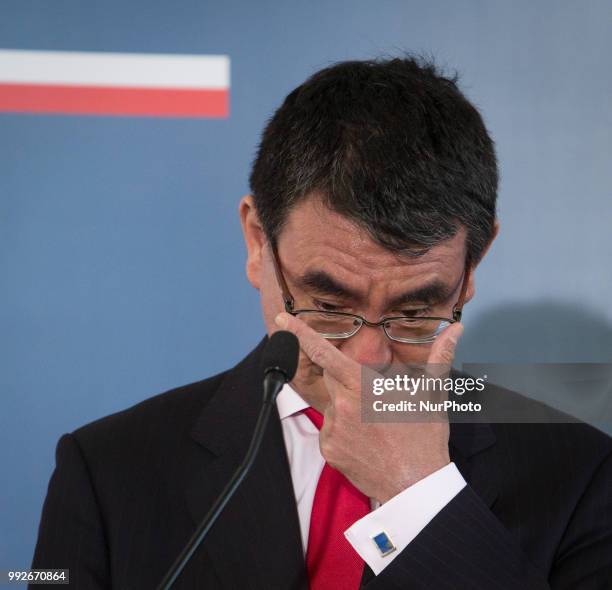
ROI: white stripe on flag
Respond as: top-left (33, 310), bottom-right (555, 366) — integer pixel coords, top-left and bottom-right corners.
top-left (0, 49), bottom-right (230, 89)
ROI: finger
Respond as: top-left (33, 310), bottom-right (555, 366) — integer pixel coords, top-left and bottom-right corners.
top-left (275, 312), bottom-right (360, 389)
top-left (427, 321), bottom-right (464, 369)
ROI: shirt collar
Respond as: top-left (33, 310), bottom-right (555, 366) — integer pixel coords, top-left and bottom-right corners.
top-left (276, 382), bottom-right (310, 420)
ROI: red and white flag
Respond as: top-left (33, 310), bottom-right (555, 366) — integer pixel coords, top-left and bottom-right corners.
top-left (0, 49), bottom-right (230, 117)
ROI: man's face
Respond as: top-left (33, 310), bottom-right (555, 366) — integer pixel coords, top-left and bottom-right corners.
top-left (240, 195), bottom-right (476, 410)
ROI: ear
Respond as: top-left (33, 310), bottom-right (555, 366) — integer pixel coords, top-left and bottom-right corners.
top-left (239, 195), bottom-right (266, 290)
top-left (463, 220), bottom-right (499, 304)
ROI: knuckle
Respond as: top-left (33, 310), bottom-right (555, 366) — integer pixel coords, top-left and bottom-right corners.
top-left (310, 346), bottom-right (328, 367)
top-left (332, 395), bottom-right (350, 415)
top-left (439, 352), bottom-right (453, 365)
top-left (438, 342), bottom-right (455, 364)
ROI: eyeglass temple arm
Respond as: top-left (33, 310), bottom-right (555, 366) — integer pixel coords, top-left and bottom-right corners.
top-left (452, 261), bottom-right (471, 322)
top-left (271, 244), bottom-right (295, 311)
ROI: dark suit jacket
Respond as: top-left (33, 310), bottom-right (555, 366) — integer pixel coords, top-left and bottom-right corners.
top-left (31, 339), bottom-right (612, 589)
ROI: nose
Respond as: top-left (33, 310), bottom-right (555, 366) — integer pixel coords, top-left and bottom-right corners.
top-left (337, 323), bottom-right (393, 368)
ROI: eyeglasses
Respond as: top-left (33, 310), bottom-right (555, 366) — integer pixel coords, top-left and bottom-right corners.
top-left (271, 245), bottom-right (470, 344)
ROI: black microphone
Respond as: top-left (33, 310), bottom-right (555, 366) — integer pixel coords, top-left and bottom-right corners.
top-left (156, 331), bottom-right (299, 590)
top-left (262, 329), bottom-right (300, 404)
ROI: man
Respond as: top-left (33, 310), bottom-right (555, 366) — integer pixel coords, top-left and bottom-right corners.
top-left (32, 58), bottom-right (612, 589)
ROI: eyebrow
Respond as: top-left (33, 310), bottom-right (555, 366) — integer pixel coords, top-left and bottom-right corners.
top-left (296, 270), bottom-right (454, 308)
top-left (298, 271), bottom-right (363, 302)
top-left (387, 282), bottom-right (452, 309)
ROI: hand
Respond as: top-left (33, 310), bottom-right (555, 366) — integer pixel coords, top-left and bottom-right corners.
top-left (275, 312), bottom-right (464, 504)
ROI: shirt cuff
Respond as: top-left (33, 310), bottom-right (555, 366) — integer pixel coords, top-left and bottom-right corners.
top-left (344, 462), bottom-right (466, 575)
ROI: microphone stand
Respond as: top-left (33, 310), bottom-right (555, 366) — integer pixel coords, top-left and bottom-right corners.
top-left (156, 369), bottom-right (285, 590)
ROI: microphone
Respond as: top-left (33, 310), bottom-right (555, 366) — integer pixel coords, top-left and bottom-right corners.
top-left (156, 331), bottom-right (300, 590)
top-left (262, 329), bottom-right (300, 404)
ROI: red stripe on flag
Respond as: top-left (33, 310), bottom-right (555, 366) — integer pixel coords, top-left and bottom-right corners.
top-left (0, 83), bottom-right (229, 117)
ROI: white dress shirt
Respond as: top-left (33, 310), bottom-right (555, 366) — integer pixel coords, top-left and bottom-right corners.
top-left (276, 382), bottom-right (466, 575)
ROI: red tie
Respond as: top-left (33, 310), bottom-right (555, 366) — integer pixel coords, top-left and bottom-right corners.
top-left (303, 407), bottom-right (370, 590)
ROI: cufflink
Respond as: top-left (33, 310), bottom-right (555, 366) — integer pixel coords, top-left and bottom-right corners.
top-left (371, 531), bottom-right (396, 557)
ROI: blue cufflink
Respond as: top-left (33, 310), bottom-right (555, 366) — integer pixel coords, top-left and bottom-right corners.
top-left (371, 531), bottom-right (396, 557)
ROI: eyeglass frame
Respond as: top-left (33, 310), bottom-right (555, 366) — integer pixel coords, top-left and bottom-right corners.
top-left (270, 243), bottom-right (471, 343)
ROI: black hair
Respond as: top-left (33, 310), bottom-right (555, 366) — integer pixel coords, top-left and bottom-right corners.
top-left (249, 56), bottom-right (498, 262)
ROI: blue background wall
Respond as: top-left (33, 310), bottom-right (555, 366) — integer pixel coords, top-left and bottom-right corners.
top-left (2, 0), bottom-right (611, 574)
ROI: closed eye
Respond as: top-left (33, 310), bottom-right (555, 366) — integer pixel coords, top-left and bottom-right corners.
top-left (313, 299), bottom-right (348, 312)
top-left (397, 307), bottom-right (431, 318)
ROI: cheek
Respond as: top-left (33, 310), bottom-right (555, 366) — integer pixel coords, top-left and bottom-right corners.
top-left (259, 289), bottom-right (284, 336)
top-left (297, 350), bottom-right (323, 377)
top-left (258, 261), bottom-right (292, 337)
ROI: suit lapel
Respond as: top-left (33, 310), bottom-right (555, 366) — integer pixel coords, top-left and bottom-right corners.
top-left (183, 338), bottom-right (308, 590)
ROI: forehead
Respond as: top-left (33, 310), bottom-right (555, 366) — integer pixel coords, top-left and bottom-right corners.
top-left (277, 197), bottom-right (467, 284)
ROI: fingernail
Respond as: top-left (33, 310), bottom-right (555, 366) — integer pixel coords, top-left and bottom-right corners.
top-left (275, 313), bottom-right (288, 329)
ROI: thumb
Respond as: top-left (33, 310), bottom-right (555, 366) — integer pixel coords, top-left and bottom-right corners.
top-left (428, 322), bottom-right (464, 367)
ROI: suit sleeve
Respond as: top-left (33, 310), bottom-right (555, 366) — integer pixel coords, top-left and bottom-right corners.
top-left (363, 452), bottom-right (612, 590)
top-left (549, 450), bottom-right (612, 589)
top-left (363, 484), bottom-right (549, 590)
top-left (30, 433), bottom-right (110, 589)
